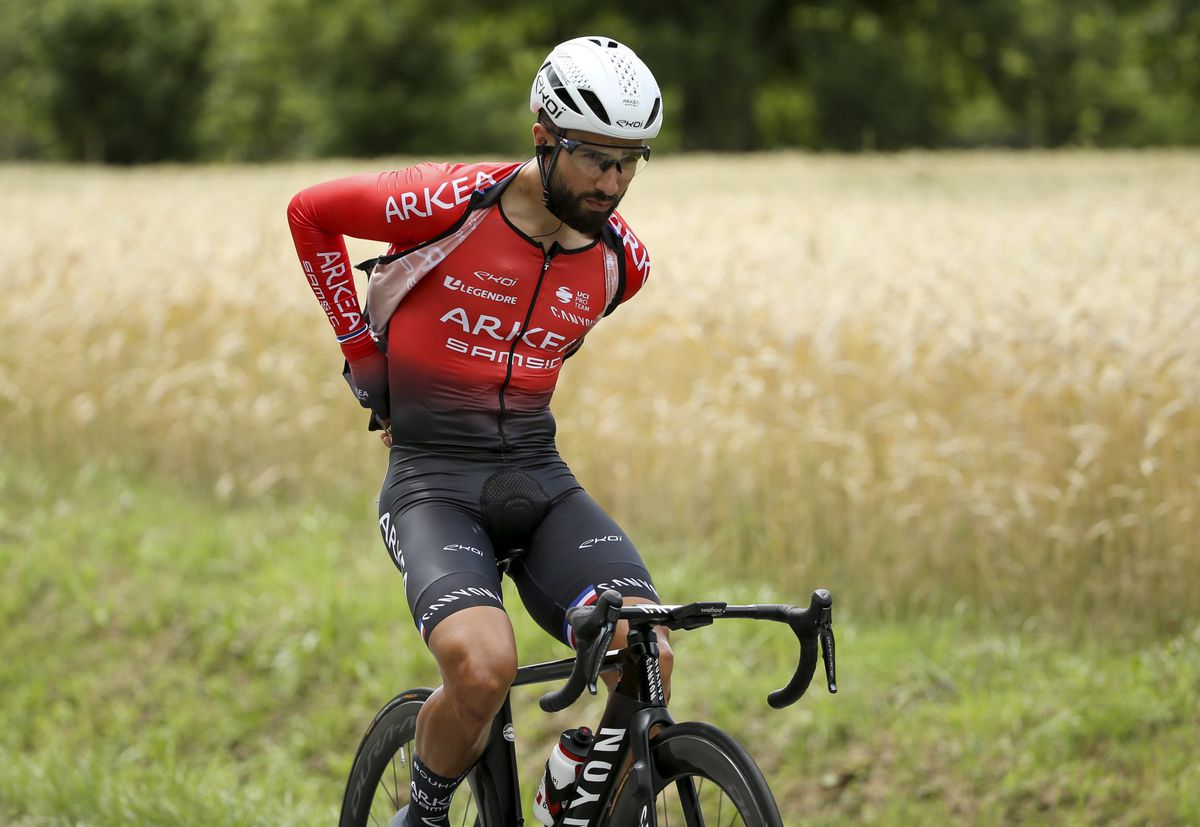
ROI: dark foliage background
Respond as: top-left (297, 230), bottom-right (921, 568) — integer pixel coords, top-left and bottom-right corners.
top-left (2, 0), bottom-right (1198, 162)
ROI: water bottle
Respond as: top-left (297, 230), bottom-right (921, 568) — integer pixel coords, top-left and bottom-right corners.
top-left (532, 726), bottom-right (593, 826)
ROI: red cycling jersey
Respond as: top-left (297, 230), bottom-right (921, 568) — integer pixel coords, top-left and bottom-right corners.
top-left (287, 161), bottom-right (651, 451)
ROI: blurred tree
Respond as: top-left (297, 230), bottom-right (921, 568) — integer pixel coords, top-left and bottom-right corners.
top-left (3, 0), bottom-right (1199, 160)
top-left (783, 2), bottom-right (953, 149)
top-left (0, 3), bottom-right (49, 158)
top-left (199, 0), bottom-right (465, 159)
top-left (1122, 0), bottom-right (1200, 145)
top-left (930, 0), bottom-right (1200, 147)
top-left (31, 0), bottom-right (214, 162)
top-left (196, 0), bottom-right (314, 160)
top-left (629, 0), bottom-right (774, 150)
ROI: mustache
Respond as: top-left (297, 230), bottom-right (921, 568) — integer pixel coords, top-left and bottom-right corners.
top-left (581, 192), bottom-right (616, 207)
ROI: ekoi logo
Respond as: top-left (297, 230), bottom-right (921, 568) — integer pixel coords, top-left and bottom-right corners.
top-left (535, 75), bottom-right (564, 119)
top-left (579, 535), bottom-right (622, 549)
top-left (474, 270), bottom-right (518, 288)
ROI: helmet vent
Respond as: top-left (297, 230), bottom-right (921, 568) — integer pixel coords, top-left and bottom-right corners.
top-left (543, 66), bottom-right (582, 114)
top-left (608, 53), bottom-right (638, 96)
top-left (647, 97), bottom-right (661, 125)
top-left (555, 55), bottom-right (589, 89)
top-left (555, 87), bottom-right (582, 115)
top-left (578, 89), bottom-right (612, 125)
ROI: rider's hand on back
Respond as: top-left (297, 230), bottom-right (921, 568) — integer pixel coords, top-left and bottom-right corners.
top-left (347, 350), bottom-right (390, 422)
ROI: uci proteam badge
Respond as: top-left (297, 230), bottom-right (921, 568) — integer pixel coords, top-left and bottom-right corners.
top-left (503, 724), bottom-right (516, 742)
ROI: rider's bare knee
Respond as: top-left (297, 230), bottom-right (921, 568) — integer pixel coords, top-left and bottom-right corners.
top-left (431, 616), bottom-right (517, 729)
top-left (446, 646), bottom-right (516, 726)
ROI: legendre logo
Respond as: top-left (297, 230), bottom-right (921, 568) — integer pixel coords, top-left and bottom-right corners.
top-left (443, 275), bottom-right (518, 305)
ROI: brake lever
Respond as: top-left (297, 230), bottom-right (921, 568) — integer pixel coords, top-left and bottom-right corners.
top-left (584, 620), bottom-right (617, 695)
top-left (819, 600), bottom-right (837, 694)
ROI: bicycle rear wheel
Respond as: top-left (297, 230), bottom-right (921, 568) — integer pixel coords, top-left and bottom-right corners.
top-left (608, 722), bottom-right (783, 827)
top-left (339, 688), bottom-right (502, 827)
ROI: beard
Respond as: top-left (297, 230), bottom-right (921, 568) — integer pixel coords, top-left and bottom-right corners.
top-left (546, 167), bottom-right (623, 236)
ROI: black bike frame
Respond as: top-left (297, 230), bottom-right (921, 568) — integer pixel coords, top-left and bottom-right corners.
top-left (471, 626), bottom-right (670, 827)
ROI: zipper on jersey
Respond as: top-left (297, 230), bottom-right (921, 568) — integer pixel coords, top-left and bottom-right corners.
top-left (496, 248), bottom-right (554, 453)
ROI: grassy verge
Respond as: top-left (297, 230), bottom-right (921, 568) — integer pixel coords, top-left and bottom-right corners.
top-left (1, 465), bottom-right (1196, 826)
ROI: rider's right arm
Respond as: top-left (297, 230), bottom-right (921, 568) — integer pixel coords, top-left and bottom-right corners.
top-left (285, 162), bottom-right (517, 360)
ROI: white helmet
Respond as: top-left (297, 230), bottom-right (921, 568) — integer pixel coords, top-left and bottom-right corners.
top-left (530, 36), bottom-right (663, 141)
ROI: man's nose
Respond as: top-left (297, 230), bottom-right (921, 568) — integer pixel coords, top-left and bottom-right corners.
top-left (595, 165), bottom-right (621, 195)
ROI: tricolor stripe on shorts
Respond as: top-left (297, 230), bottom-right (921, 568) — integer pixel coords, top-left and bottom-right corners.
top-left (563, 586), bottom-right (600, 650)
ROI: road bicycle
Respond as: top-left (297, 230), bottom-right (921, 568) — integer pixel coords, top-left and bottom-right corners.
top-left (339, 587), bottom-right (837, 827)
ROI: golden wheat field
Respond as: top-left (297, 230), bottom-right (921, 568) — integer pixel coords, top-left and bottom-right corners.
top-left (2, 153), bottom-right (1198, 635)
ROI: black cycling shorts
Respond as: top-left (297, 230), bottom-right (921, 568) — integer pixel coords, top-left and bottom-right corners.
top-left (377, 446), bottom-right (660, 646)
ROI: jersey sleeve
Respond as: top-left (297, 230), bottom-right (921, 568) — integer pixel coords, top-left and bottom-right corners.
top-left (606, 210), bottom-right (652, 308)
top-left (286, 161), bottom-right (519, 360)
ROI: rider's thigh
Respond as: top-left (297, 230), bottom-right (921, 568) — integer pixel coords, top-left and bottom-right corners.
top-left (426, 605), bottom-right (518, 720)
top-left (511, 489), bottom-right (662, 647)
top-left (377, 498), bottom-right (505, 643)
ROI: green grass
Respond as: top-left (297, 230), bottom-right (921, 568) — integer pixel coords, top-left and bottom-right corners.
top-left (2, 464), bottom-right (1197, 826)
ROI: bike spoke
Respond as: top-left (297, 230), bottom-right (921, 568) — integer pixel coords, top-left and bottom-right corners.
top-left (373, 743), bottom-right (410, 825)
top-left (392, 756), bottom-right (401, 808)
top-left (724, 796), bottom-right (737, 827)
top-left (373, 781), bottom-right (390, 823)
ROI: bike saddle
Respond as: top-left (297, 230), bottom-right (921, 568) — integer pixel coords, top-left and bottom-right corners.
top-left (479, 468), bottom-right (551, 564)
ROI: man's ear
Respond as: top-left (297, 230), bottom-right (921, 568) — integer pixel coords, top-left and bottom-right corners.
top-left (533, 121), bottom-right (557, 146)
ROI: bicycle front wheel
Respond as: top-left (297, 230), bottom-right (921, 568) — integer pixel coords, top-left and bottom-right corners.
top-left (339, 688), bottom-right (502, 827)
top-left (609, 722), bottom-right (783, 827)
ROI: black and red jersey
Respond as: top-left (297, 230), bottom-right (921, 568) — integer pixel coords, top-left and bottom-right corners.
top-left (287, 161), bottom-right (651, 451)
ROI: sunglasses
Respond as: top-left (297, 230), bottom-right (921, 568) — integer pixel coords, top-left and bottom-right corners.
top-left (545, 127), bottom-right (651, 178)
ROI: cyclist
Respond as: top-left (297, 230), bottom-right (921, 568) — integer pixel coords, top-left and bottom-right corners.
top-left (287, 37), bottom-right (671, 827)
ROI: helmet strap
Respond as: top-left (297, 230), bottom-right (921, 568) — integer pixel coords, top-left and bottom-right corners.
top-left (536, 141), bottom-right (566, 218)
